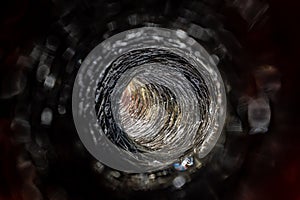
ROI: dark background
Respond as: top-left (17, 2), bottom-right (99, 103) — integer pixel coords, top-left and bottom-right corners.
top-left (0, 0), bottom-right (300, 199)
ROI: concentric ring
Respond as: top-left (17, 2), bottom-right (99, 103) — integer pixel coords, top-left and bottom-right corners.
top-left (72, 27), bottom-right (226, 173)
